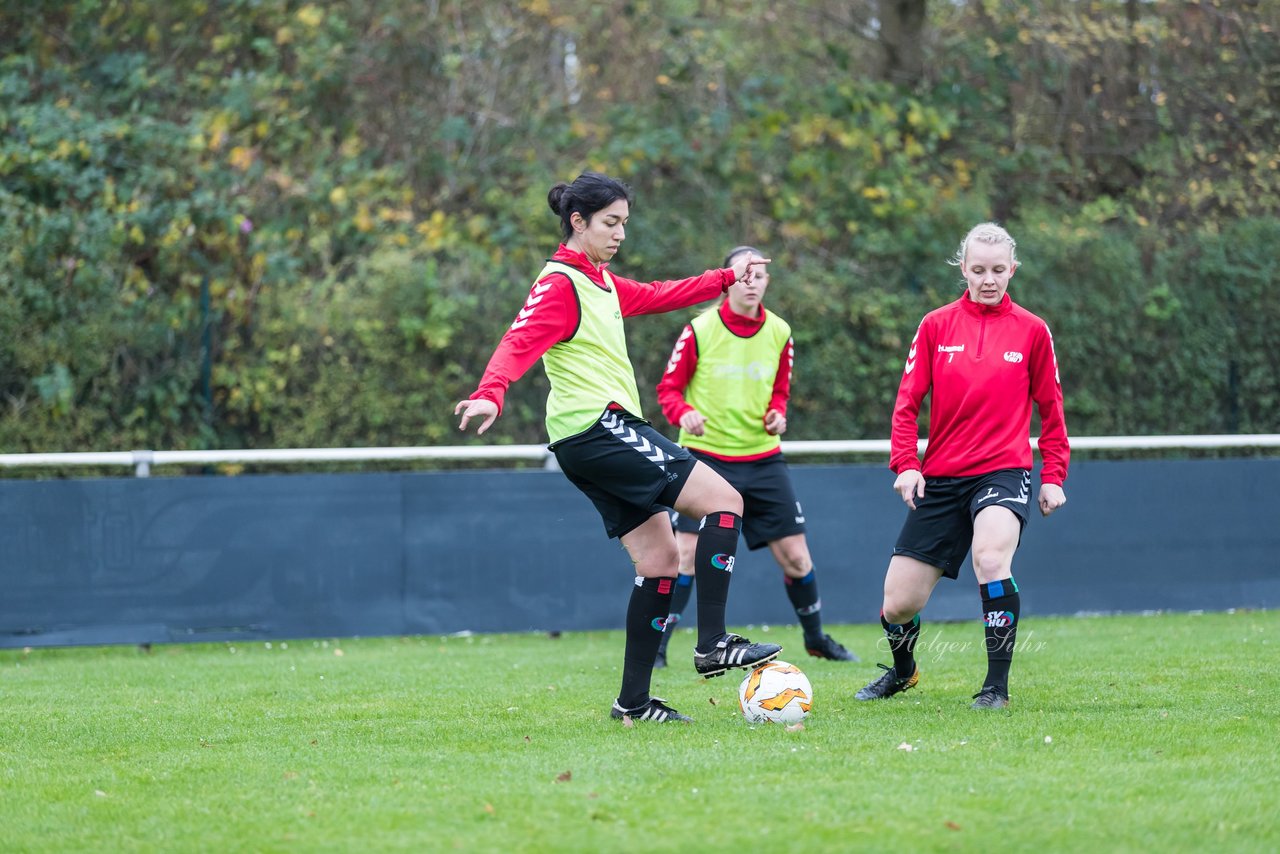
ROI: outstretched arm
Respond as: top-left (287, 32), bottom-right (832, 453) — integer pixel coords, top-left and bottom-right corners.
top-left (615, 257), bottom-right (769, 317)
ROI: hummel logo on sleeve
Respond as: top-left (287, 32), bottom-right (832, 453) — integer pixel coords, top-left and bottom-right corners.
top-left (904, 328), bottom-right (921, 374)
top-left (665, 327), bottom-right (692, 374)
top-left (510, 279), bottom-right (555, 330)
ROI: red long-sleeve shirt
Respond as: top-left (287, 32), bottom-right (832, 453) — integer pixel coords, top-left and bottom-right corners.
top-left (656, 301), bottom-right (792, 461)
top-left (890, 293), bottom-right (1069, 485)
top-left (470, 245), bottom-right (735, 414)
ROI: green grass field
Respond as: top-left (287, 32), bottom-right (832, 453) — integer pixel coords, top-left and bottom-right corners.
top-left (2, 611), bottom-right (1276, 852)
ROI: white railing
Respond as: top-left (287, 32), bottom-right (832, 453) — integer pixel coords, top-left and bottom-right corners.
top-left (2, 435), bottom-right (1279, 477)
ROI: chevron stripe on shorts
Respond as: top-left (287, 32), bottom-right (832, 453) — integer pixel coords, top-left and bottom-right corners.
top-left (600, 411), bottom-right (671, 470)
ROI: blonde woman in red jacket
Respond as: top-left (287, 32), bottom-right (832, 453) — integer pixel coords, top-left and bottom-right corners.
top-left (855, 222), bottom-right (1069, 710)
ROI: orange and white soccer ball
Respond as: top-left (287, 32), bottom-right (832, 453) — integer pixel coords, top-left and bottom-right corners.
top-left (738, 660), bottom-right (812, 724)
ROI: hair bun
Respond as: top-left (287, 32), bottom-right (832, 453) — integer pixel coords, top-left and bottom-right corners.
top-left (547, 183), bottom-right (569, 215)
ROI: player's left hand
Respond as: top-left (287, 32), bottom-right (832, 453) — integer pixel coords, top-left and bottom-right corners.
top-left (764, 409), bottom-right (787, 436)
top-left (1038, 483), bottom-right (1066, 517)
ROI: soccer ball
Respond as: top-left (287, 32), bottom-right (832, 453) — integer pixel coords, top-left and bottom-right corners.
top-left (738, 660), bottom-right (812, 724)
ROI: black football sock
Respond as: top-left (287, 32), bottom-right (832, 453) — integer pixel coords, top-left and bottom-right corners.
top-left (881, 612), bottom-right (921, 678)
top-left (656, 573), bottom-right (694, 655)
top-left (980, 576), bottom-right (1021, 693)
top-left (618, 576), bottom-right (674, 709)
top-left (693, 511), bottom-right (742, 651)
top-left (784, 569), bottom-right (824, 642)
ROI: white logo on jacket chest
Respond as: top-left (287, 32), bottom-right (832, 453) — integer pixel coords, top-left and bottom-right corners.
top-left (1003, 351), bottom-right (1024, 363)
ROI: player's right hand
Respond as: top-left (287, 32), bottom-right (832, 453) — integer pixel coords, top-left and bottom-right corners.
top-left (679, 409), bottom-right (707, 436)
top-left (455, 398), bottom-right (498, 435)
top-left (730, 254), bottom-right (771, 283)
top-left (893, 469), bottom-right (926, 510)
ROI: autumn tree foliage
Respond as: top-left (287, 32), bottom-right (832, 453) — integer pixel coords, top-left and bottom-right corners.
top-left (1, 0), bottom-right (1277, 459)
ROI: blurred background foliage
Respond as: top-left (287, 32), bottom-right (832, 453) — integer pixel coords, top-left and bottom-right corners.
top-left (1, 0), bottom-right (1277, 458)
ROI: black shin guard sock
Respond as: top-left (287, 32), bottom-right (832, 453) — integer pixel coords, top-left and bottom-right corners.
top-left (881, 612), bottom-right (921, 678)
top-left (619, 576), bottom-right (674, 708)
top-left (784, 570), bottom-right (823, 641)
top-left (980, 576), bottom-right (1021, 692)
top-left (657, 574), bottom-right (693, 655)
top-left (693, 511), bottom-right (742, 651)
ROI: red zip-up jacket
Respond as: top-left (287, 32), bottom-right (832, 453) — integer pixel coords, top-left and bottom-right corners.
top-left (470, 245), bottom-right (735, 414)
top-left (890, 292), bottom-right (1069, 485)
top-left (656, 300), bottom-right (792, 462)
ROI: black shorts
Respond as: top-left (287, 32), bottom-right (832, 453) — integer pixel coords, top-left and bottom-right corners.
top-left (672, 450), bottom-right (804, 550)
top-left (892, 468), bottom-right (1031, 579)
top-left (550, 410), bottom-right (697, 539)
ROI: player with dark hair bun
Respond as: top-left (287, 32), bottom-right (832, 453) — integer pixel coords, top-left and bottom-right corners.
top-left (456, 172), bottom-right (781, 724)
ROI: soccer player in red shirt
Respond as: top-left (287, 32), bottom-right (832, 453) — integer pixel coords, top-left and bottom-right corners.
top-left (854, 222), bottom-right (1069, 709)
top-left (454, 173), bottom-right (781, 723)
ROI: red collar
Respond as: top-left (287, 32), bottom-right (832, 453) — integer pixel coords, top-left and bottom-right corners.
top-left (720, 299), bottom-right (768, 335)
top-left (550, 244), bottom-right (611, 289)
top-left (959, 292), bottom-right (1013, 317)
